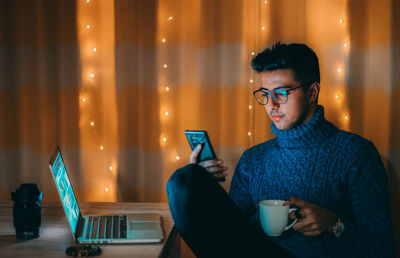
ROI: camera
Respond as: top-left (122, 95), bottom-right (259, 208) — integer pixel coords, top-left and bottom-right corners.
top-left (11, 184), bottom-right (43, 240)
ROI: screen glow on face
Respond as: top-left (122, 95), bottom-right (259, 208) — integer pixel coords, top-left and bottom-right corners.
top-left (51, 152), bottom-right (80, 234)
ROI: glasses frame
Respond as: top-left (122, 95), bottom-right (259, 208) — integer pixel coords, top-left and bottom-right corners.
top-left (253, 83), bottom-right (312, 105)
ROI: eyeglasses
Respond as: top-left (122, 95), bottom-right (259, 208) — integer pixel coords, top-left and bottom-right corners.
top-left (253, 83), bottom-right (311, 105)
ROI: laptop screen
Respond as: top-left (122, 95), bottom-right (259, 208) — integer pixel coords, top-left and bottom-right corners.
top-left (50, 151), bottom-right (80, 235)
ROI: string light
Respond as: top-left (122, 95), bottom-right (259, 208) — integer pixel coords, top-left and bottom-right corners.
top-left (162, 14), bottom-right (181, 173)
top-left (264, 0), bottom-right (268, 4)
top-left (336, 10), bottom-right (349, 128)
top-left (81, 1), bottom-right (117, 198)
top-left (249, 79), bottom-right (254, 83)
top-left (248, 132), bottom-right (252, 136)
top-left (249, 105), bottom-right (253, 109)
top-left (251, 51), bottom-right (255, 56)
top-left (261, 26), bottom-right (266, 30)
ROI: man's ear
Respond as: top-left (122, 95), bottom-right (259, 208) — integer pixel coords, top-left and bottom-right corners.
top-left (308, 82), bottom-right (320, 103)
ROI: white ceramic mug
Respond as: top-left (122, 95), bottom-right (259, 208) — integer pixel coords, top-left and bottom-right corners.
top-left (259, 200), bottom-right (298, 237)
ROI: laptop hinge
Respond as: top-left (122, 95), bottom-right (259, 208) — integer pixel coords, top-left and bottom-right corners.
top-left (75, 216), bottom-right (85, 239)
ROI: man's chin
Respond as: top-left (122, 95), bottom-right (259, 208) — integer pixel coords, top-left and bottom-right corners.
top-left (272, 120), bottom-right (290, 130)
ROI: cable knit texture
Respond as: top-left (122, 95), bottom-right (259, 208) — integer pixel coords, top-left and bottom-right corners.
top-left (229, 106), bottom-right (396, 257)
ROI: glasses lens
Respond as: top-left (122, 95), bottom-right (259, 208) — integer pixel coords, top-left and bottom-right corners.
top-left (272, 89), bottom-right (288, 104)
top-left (254, 90), bottom-right (269, 105)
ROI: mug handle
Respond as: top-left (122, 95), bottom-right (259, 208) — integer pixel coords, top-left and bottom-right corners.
top-left (285, 208), bottom-right (298, 231)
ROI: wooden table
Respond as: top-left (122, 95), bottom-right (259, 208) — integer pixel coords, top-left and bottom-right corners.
top-left (0, 201), bottom-right (180, 258)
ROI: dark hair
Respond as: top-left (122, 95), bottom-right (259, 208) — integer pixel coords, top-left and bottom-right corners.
top-left (251, 42), bottom-right (320, 85)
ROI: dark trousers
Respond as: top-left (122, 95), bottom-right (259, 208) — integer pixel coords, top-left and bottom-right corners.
top-left (166, 164), bottom-right (293, 258)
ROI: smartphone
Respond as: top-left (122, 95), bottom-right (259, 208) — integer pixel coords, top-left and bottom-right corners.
top-left (185, 130), bottom-right (217, 162)
top-left (185, 130), bottom-right (225, 182)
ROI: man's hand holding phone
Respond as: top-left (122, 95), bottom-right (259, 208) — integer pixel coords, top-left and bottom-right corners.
top-left (190, 144), bottom-right (228, 181)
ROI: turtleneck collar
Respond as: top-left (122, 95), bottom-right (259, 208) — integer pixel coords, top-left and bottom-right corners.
top-left (270, 105), bottom-right (338, 148)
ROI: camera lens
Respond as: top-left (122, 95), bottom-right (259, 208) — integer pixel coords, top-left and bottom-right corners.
top-left (12, 184), bottom-right (43, 240)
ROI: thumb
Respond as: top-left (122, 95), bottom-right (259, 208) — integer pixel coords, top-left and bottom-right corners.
top-left (287, 196), bottom-right (308, 208)
top-left (190, 144), bottom-right (203, 164)
top-left (283, 196), bottom-right (300, 206)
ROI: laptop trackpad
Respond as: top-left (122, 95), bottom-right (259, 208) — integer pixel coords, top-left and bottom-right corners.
top-left (129, 221), bottom-right (162, 239)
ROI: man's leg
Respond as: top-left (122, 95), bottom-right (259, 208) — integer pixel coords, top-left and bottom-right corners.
top-left (166, 164), bottom-right (292, 258)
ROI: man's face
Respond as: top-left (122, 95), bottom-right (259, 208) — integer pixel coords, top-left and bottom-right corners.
top-left (260, 69), bottom-right (315, 130)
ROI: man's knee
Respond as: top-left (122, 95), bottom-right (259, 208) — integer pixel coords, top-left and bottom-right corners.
top-left (166, 164), bottom-right (208, 218)
top-left (166, 164), bottom-right (204, 198)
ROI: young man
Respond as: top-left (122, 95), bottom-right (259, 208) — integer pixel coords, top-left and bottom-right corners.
top-left (166, 43), bottom-right (396, 257)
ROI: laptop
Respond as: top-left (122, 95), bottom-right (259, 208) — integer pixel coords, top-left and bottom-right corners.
top-left (48, 146), bottom-right (164, 244)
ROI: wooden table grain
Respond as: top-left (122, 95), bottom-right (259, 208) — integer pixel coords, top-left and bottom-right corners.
top-left (0, 201), bottom-right (180, 258)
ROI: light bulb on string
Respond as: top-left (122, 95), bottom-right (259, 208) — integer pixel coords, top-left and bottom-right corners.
top-left (343, 43), bottom-right (348, 48)
top-left (165, 111), bottom-right (169, 117)
top-left (249, 105), bottom-right (253, 109)
top-left (261, 26), bottom-right (266, 31)
top-left (168, 16), bottom-right (174, 21)
top-left (163, 64), bottom-right (168, 69)
top-left (100, 145), bottom-right (104, 151)
top-left (251, 51), bottom-right (255, 56)
top-left (162, 137), bottom-right (167, 143)
top-left (89, 73), bottom-right (95, 78)
top-left (93, 47), bottom-right (97, 52)
top-left (105, 187), bottom-right (109, 192)
top-left (165, 86), bottom-right (170, 91)
top-left (82, 97), bottom-right (86, 103)
top-left (86, 25), bottom-right (91, 29)
top-left (339, 19), bottom-right (343, 24)
top-left (86, 0), bottom-right (90, 3)
top-left (344, 115), bottom-right (349, 120)
top-left (109, 166), bottom-right (113, 171)
top-left (335, 94), bottom-right (339, 99)
top-left (176, 156), bottom-right (180, 160)
top-left (162, 38), bottom-right (166, 43)
top-left (90, 121), bottom-right (95, 127)
top-left (337, 68), bottom-right (342, 73)
top-left (264, 0), bottom-right (268, 4)
top-left (248, 132), bottom-right (252, 136)
top-left (250, 79), bottom-right (254, 83)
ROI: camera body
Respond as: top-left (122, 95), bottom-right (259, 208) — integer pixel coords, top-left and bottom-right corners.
top-left (11, 184), bottom-right (42, 240)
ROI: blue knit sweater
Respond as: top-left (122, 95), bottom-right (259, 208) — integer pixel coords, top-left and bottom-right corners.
top-left (229, 106), bottom-right (396, 257)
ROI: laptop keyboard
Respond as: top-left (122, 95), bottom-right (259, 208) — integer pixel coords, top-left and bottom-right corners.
top-left (86, 215), bottom-right (127, 239)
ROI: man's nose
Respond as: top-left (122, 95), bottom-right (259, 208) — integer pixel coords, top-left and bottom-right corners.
top-left (266, 95), bottom-right (279, 110)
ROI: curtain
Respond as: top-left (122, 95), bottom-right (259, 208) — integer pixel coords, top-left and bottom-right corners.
top-left (0, 0), bottom-right (82, 199)
top-left (1, 0), bottom-right (399, 248)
